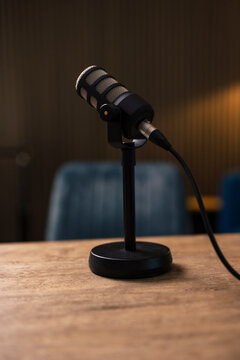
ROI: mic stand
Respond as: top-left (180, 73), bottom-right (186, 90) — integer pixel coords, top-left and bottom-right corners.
top-left (89, 104), bottom-right (172, 278)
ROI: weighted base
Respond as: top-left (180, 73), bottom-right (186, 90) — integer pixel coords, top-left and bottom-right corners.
top-left (89, 241), bottom-right (172, 279)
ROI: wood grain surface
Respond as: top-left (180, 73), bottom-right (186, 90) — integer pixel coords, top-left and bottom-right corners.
top-left (0, 235), bottom-right (239, 360)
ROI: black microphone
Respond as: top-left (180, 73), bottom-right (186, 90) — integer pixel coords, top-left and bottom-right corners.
top-left (75, 66), bottom-right (240, 280)
top-left (75, 65), bottom-right (154, 140)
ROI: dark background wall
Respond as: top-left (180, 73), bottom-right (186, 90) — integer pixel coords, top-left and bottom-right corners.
top-left (0, 0), bottom-right (240, 241)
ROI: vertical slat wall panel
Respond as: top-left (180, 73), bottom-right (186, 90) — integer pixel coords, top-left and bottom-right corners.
top-left (0, 0), bottom-right (240, 240)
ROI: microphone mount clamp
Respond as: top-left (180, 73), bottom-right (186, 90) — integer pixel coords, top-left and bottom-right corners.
top-left (99, 103), bottom-right (146, 149)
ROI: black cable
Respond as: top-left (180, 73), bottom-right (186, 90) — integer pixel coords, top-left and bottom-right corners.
top-left (149, 129), bottom-right (240, 280)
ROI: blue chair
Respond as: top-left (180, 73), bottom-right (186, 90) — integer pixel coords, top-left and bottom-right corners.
top-left (217, 171), bottom-right (240, 233)
top-left (45, 162), bottom-right (191, 240)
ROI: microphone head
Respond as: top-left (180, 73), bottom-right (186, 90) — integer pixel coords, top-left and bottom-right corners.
top-left (75, 65), bottom-right (130, 110)
top-left (76, 65), bottom-right (154, 139)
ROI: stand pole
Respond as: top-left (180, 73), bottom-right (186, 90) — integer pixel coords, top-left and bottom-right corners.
top-left (122, 148), bottom-right (136, 251)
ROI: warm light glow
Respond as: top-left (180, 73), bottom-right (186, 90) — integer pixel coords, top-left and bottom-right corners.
top-left (153, 83), bottom-right (240, 195)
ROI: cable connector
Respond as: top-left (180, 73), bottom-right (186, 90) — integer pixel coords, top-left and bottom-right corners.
top-left (138, 121), bottom-right (172, 151)
top-left (149, 129), bottom-right (172, 151)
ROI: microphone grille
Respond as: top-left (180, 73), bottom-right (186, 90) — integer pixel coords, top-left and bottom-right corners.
top-left (85, 68), bottom-right (107, 85)
top-left (106, 86), bottom-right (128, 102)
top-left (75, 65), bottom-right (97, 89)
top-left (95, 77), bottom-right (118, 94)
top-left (76, 65), bottom-right (130, 110)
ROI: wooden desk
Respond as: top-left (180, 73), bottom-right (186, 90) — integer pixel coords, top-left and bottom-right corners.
top-left (0, 235), bottom-right (239, 360)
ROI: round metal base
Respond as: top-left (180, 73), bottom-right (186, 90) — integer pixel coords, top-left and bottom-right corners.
top-left (89, 241), bottom-right (172, 279)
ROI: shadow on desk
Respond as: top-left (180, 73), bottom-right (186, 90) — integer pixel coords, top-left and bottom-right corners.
top-left (124, 264), bottom-right (184, 283)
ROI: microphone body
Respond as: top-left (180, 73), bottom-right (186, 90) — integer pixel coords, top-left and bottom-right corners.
top-left (75, 65), bottom-right (154, 139)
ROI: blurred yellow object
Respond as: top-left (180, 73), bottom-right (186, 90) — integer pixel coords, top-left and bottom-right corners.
top-left (187, 196), bottom-right (222, 212)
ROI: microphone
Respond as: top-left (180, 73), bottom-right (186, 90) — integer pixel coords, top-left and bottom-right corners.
top-left (75, 66), bottom-right (240, 280)
top-left (75, 65), bottom-right (154, 140)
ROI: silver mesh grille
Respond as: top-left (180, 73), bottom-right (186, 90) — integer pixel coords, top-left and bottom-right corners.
top-left (80, 87), bottom-right (87, 100)
top-left (76, 66), bottom-right (130, 109)
top-left (106, 86), bottom-right (128, 102)
top-left (85, 69), bottom-right (107, 85)
top-left (96, 77), bottom-right (117, 94)
top-left (75, 65), bottom-right (96, 90)
top-left (90, 96), bottom-right (97, 108)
